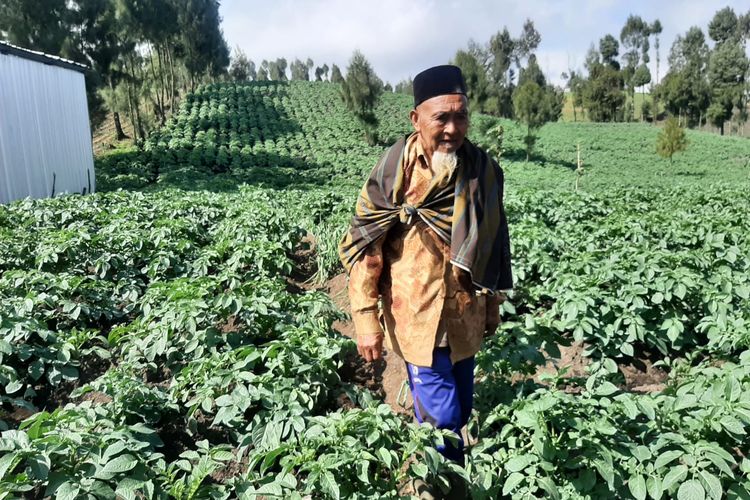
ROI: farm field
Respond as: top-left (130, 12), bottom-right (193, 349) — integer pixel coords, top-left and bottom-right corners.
top-left (2, 81), bottom-right (750, 499)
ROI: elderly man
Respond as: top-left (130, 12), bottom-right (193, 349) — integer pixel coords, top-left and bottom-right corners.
top-left (339, 65), bottom-right (512, 466)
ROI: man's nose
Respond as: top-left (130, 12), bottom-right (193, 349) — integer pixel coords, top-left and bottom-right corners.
top-left (444, 119), bottom-right (457, 134)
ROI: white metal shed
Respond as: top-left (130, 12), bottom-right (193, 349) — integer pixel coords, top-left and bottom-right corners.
top-left (0, 41), bottom-right (95, 204)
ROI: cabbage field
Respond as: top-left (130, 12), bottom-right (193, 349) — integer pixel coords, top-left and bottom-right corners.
top-left (1, 81), bottom-right (750, 499)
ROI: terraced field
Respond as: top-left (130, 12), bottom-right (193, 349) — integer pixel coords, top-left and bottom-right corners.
top-left (2, 81), bottom-right (749, 499)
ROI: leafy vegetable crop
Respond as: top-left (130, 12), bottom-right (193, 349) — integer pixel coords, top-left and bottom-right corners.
top-left (2, 81), bottom-right (750, 498)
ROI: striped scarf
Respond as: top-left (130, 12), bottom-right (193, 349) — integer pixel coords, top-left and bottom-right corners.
top-left (338, 133), bottom-right (513, 292)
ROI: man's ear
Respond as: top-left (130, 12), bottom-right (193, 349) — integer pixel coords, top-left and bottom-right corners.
top-left (409, 109), bottom-right (420, 132)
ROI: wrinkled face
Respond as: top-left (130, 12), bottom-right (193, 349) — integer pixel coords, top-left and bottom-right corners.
top-left (410, 93), bottom-right (469, 158)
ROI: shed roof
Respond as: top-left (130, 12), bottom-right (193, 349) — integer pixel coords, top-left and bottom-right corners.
top-left (0, 40), bottom-right (88, 74)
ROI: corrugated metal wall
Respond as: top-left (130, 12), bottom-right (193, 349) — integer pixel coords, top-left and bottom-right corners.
top-left (0, 51), bottom-right (95, 204)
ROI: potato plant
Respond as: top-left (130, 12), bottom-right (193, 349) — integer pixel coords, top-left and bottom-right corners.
top-left (2, 80), bottom-right (750, 498)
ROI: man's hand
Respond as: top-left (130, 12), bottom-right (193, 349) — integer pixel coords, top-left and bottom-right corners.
top-left (357, 333), bottom-right (384, 362)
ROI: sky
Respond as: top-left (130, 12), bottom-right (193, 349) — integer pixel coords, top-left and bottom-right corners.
top-left (219, 0), bottom-right (749, 87)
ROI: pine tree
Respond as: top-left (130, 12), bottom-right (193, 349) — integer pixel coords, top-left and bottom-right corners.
top-left (340, 51), bottom-right (383, 146)
top-left (656, 117), bottom-right (688, 164)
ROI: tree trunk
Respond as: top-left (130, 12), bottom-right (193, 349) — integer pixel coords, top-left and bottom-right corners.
top-left (147, 44), bottom-right (165, 124)
top-left (113, 112), bottom-right (127, 140)
top-left (720, 122), bottom-right (724, 136)
top-left (125, 83), bottom-right (138, 143)
top-left (655, 37), bottom-right (660, 86)
top-left (156, 44), bottom-right (169, 120)
top-left (107, 79), bottom-right (128, 140)
top-left (126, 55), bottom-right (145, 142)
top-left (166, 43), bottom-right (177, 114)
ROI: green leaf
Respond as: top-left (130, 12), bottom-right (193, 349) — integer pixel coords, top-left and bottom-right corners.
top-left (320, 470), bottom-right (340, 500)
top-left (277, 472), bottom-right (297, 489)
top-left (412, 463), bottom-right (428, 479)
top-left (594, 457), bottom-right (615, 488)
top-left (678, 480), bottom-right (705, 500)
top-left (377, 447), bottom-right (392, 469)
top-left (537, 476), bottom-right (560, 500)
top-left (96, 454), bottom-right (138, 479)
top-left (503, 472), bottom-right (524, 495)
top-left (596, 381), bottom-right (619, 396)
top-left (115, 478), bottom-right (144, 500)
top-left (719, 416), bottom-right (745, 436)
top-left (103, 441), bottom-right (128, 460)
top-left (55, 481), bottom-right (81, 500)
top-left (5, 379), bottom-right (23, 394)
top-left (638, 399), bottom-right (656, 421)
top-left (28, 360), bottom-right (45, 380)
top-left (514, 409), bottom-right (537, 428)
top-left (28, 455), bottom-right (50, 480)
top-left (647, 475), bottom-right (663, 500)
top-left (505, 454), bottom-right (533, 473)
top-left (629, 474), bottom-right (647, 500)
top-left (663, 464), bottom-right (688, 491)
top-left (698, 470), bottom-right (722, 500)
top-left (654, 450), bottom-right (683, 469)
top-left (0, 452), bottom-right (21, 479)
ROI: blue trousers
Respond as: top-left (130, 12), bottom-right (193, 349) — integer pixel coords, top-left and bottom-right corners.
top-left (406, 347), bottom-right (475, 464)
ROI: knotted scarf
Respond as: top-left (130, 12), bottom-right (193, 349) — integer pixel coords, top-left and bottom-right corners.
top-left (338, 133), bottom-right (513, 292)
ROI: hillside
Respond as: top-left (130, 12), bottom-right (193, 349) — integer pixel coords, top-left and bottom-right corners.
top-left (97, 81), bottom-right (750, 194)
top-left (2, 81), bottom-right (750, 498)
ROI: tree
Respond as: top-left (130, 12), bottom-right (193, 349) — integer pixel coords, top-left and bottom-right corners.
top-left (515, 19), bottom-right (541, 66)
top-left (290, 58), bottom-right (309, 80)
top-left (620, 15), bottom-right (652, 121)
top-left (0, 0), bottom-right (71, 55)
top-left (660, 26), bottom-right (710, 126)
top-left (657, 70), bottom-right (709, 127)
top-left (599, 34), bottom-right (620, 70)
top-left (517, 54), bottom-right (545, 87)
top-left (656, 116), bottom-right (688, 163)
top-left (512, 80), bottom-right (563, 160)
top-left (583, 63), bottom-right (625, 122)
top-left (487, 20), bottom-right (541, 118)
top-left (257, 60), bottom-right (269, 81)
top-left (632, 64), bottom-right (651, 96)
top-left (620, 15), bottom-right (650, 71)
top-left (452, 50), bottom-right (489, 112)
top-left (709, 7), bottom-right (739, 45)
top-left (177, 0), bottom-right (230, 90)
top-left (340, 51), bottom-right (383, 145)
top-left (314, 64), bottom-right (329, 81)
top-left (707, 40), bottom-right (748, 134)
top-left (650, 20), bottom-right (663, 85)
top-left (330, 64), bottom-right (344, 84)
top-left (269, 58), bottom-right (288, 81)
top-left (562, 69), bottom-right (585, 121)
top-left (395, 78), bottom-right (413, 95)
top-left (229, 46), bottom-right (251, 81)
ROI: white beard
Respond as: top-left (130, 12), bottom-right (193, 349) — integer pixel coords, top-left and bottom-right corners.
top-left (431, 150), bottom-right (458, 187)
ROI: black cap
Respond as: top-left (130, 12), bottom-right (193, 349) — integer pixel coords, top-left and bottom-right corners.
top-left (413, 65), bottom-right (467, 108)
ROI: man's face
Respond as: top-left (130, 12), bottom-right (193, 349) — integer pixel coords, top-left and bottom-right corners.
top-left (410, 94), bottom-right (469, 159)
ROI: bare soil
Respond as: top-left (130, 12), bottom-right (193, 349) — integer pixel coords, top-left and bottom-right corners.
top-left (539, 342), bottom-right (667, 393)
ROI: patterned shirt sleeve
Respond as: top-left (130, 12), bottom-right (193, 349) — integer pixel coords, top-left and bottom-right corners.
top-left (348, 236), bottom-right (385, 338)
